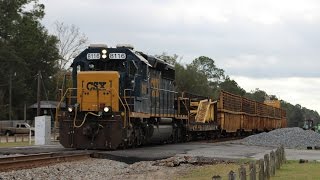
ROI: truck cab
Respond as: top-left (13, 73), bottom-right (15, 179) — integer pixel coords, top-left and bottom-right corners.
top-left (3, 123), bottom-right (34, 136)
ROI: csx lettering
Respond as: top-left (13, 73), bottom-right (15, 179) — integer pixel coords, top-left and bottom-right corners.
top-left (86, 82), bottom-right (107, 91)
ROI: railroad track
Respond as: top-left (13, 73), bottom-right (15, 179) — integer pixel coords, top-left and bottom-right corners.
top-left (0, 152), bottom-right (92, 172)
top-left (0, 136), bottom-right (244, 172)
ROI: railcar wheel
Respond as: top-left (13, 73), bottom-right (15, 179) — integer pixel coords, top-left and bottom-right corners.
top-left (236, 130), bottom-right (241, 137)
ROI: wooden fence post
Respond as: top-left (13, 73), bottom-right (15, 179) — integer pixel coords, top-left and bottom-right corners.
top-left (249, 161), bottom-right (256, 180)
top-left (6, 135), bottom-right (8, 143)
top-left (270, 151), bottom-right (275, 176)
top-left (259, 159), bottom-right (265, 180)
top-left (280, 145), bottom-right (286, 164)
top-left (239, 165), bottom-right (247, 180)
top-left (14, 134), bottom-right (16, 142)
top-left (275, 149), bottom-right (278, 169)
top-left (229, 170), bottom-right (237, 180)
top-left (279, 147), bottom-right (283, 166)
top-left (275, 149), bottom-right (280, 170)
top-left (264, 154), bottom-right (270, 180)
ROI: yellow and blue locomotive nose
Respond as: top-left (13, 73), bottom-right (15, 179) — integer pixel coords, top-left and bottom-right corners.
top-left (77, 71), bottom-right (119, 112)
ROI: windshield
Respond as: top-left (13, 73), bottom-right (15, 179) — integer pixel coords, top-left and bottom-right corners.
top-left (84, 59), bottom-right (126, 72)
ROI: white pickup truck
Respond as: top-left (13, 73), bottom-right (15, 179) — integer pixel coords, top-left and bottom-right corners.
top-left (3, 123), bottom-right (35, 136)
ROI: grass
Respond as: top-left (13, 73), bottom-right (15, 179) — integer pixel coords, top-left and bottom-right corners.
top-left (0, 141), bottom-right (34, 148)
top-left (272, 160), bottom-right (320, 180)
top-left (176, 160), bottom-right (251, 180)
top-left (177, 160), bottom-right (320, 180)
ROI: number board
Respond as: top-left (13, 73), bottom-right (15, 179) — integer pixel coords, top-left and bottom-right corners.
top-left (109, 53), bottom-right (126, 59)
top-left (87, 53), bottom-right (101, 60)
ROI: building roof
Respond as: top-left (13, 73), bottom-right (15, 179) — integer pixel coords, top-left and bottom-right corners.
top-left (29, 101), bottom-right (66, 109)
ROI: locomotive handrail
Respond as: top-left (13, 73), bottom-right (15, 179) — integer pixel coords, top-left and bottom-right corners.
top-left (110, 87), bottom-right (128, 128)
top-left (179, 97), bottom-right (191, 125)
top-left (123, 89), bottom-right (134, 126)
top-left (55, 87), bottom-right (129, 128)
top-left (149, 87), bottom-right (176, 93)
top-left (123, 89), bottom-right (133, 111)
top-left (55, 88), bottom-right (77, 127)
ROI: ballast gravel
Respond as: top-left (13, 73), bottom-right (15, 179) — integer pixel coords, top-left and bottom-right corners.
top-left (241, 127), bottom-right (320, 149)
top-left (0, 158), bottom-right (195, 180)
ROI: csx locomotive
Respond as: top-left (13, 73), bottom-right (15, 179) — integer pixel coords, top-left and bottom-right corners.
top-left (57, 44), bottom-right (286, 150)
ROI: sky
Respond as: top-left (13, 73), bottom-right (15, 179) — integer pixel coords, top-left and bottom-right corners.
top-left (40, 0), bottom-right (320, 112)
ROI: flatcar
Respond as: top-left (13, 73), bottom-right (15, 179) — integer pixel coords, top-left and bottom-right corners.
top-left (56, 44), bottom-right (286, 150)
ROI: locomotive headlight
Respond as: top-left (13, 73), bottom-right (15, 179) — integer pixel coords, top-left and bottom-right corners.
top-left (102, 49), bottom-right (107, 59)
top-left (103, 106), bottom-right (110, 113)
top-left (67, 107), bottom-right (73, 113)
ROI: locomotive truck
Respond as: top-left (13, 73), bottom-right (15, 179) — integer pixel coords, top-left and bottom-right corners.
top-left (56, 44), bottom-right (286, 150)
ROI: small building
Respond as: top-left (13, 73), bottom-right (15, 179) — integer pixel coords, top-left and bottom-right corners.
top-left (29, 101), bottom-right (65, 125)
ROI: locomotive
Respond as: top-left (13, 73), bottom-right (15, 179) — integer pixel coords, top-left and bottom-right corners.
top-left (56, 44), bottom-right (286, 150)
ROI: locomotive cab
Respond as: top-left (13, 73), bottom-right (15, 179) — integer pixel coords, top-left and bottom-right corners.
top-left (69, 44), bottom-right (150, 113)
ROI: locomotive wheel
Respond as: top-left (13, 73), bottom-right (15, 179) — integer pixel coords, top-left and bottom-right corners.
top-left (135, 128), bottom-right (142, 146)
top-left (136, 136), bottom-right (142, 146)
top-left (127, 137), bottom-right (133, 148)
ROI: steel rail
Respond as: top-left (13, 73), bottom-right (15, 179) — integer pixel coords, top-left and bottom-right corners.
top-left (0, 152), bottom-right (91, 172)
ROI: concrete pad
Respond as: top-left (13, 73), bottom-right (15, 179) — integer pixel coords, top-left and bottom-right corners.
top-left (94, 142), bottom-right (320, 162)
top-left (93, 142), bottom-right (275, 163)
top-left (285, 149), bottom-right (320, 160)
top-left (180, 143), bottom-right (275, 160)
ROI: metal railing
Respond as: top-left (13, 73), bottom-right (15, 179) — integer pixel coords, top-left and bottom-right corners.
top-left (55, 88), bottom-right (77, 127)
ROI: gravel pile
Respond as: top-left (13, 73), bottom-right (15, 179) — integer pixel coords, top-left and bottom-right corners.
top-left (0, 158), bottom-right (194, 180)
top-left (241, 127), bottom-right (320, 149)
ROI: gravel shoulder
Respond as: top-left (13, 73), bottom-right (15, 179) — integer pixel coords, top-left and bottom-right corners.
top-left (240, 127), bottom-right (320, 149)
top-left (0, 158), bottom-right (198, 180)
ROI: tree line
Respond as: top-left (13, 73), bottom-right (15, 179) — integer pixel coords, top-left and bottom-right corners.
top-left (0, 0), bottom-right (87, 120)
top-left (156, 53), bottom-right (320, 127)
top-left (1, 0), bottom-right (318, 127)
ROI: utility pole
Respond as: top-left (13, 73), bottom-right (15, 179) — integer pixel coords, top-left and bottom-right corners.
top-left (24, 103), bottom-right (27, 121)
top-left (9, 71), bottom-right (12, 121)
top-left (9, 70), bottom-right (12, 121)
top-left (37, 70), bottom-right (41, 116)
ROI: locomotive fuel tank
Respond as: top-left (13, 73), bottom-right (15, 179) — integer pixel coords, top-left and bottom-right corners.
top-left (148, 118), bottom-right (173, 142)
